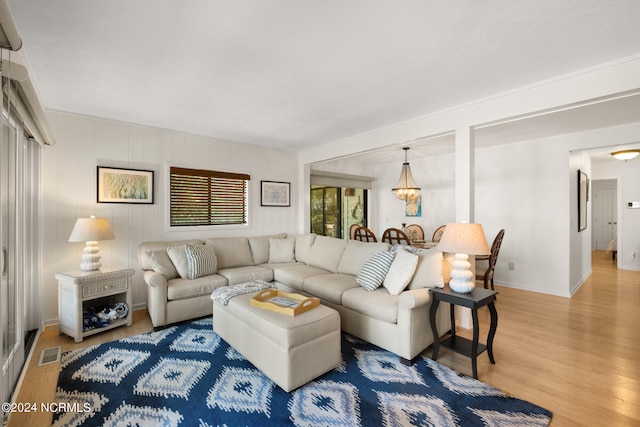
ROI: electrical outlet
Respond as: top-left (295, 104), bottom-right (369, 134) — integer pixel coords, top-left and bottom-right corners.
top-left (508, 262), bottom-right (515, 271)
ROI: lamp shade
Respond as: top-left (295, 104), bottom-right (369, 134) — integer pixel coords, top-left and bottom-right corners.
top-left (68, 217), bottom-right (115, 242)
top-left (437, 223), bottom-right (490, 256)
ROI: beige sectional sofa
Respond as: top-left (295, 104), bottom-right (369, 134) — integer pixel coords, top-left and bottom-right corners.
top-left (139, 233), bottom-right (451, 363)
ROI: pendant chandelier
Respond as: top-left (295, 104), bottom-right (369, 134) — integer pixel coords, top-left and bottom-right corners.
top-left (392, 147), bottom-right (421, 201)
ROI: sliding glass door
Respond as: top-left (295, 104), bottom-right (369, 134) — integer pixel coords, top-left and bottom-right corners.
top-left (1, 113), bottom-right (22, 409)
top-left (1, 106), bottom-right (40, 414)
top-left (310, 186), bottom-right (368, 239)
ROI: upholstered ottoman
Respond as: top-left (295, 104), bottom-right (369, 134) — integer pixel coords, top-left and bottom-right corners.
top-left (213, 292), bottom-right (341, 392)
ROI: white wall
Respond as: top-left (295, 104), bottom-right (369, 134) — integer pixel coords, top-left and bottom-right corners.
top-left (592, 156), bottom-right (640, 270)
top-left (41, 111), bottom-right (299, 325)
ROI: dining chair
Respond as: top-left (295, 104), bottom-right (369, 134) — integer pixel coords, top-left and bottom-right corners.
top-left (475, 229), bottom-right (505, 291)
top-left (431, 225), bottom-right (446, 243)
top-left (403, 224), bottom-right (425, 242)
top-left (381, 228), bottom-right (411, 246)
top-left (353, 226), bottom-right (378, 242)
top-left (349, 223), bottom-right (360, 240)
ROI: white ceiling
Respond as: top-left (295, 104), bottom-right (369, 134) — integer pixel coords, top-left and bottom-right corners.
top-left (6, 0), bottom-right (640, 153)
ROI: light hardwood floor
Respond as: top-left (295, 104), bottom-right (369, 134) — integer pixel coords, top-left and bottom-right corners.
top-left (7, 250), bottom-right (640, 426)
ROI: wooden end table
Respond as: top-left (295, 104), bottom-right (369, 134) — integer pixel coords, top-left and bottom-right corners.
top-left (429, 285), bottom-right (498, 379)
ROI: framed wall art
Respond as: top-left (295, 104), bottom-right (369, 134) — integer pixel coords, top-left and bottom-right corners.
top-left (261, 180), bottom-right (290, 207)
top-left (577, 169), bottom-right (588, 232)
top-left (97, 166), bottom-right (154, 204)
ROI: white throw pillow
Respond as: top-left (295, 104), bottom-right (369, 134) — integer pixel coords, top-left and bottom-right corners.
top-left (166, 245), bottom-right (190, 279)
top-left (356, 251), bottom-right (394, 291)
top-left (383, 247), bottom-right (419, 296)
top-left (268, 237), bottom-right (296, 263)
top-left (185, 243), bottom-right (218, 279)
top-left (407, 249), bottom-right (445, 289)
top-left (249, 233), bottom-right (287, 265)
top-left (146, 250), bottom-right (179, 279)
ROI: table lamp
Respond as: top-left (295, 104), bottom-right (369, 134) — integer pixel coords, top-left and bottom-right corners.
top-left (68, 216), bottom-right (115, 271)
top-left (436, 222), bottom-right (491, 293)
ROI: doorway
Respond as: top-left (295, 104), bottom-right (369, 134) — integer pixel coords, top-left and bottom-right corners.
top-left (591, 179), bottom-right (618, 254)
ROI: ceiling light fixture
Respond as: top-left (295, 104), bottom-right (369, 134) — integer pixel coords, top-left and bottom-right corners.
top-left (610, 149), bottom-right (640, 161)
top-left (392, 147), bottom-right (421, 201)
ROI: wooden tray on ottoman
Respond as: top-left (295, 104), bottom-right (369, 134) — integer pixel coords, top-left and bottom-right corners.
top-left (250, 289), bottom-right (319, 316)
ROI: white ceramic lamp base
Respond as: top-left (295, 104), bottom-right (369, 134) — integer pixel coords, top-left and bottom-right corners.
top-left (80, 241), bottom-right (102, 271)
top-left (448, 253), bottom-right (475, 293)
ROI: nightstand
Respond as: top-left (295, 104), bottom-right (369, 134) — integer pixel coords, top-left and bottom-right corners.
top-left (429, 285), bottom-right (498, 379)
top-left (56, 267), bottom-right (135, 342)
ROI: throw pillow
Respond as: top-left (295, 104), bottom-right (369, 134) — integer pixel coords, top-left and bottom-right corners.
top-left (146, 250), bottom-right (179, 279)
top-left (166, 245), bottom-right (190, 279)
top-left (407, 249), bottom-right (445, 289)
top-left (268, 237), bottom-right (296, 263)
top-left (356, 251), bottom-right (395, 291)
top-left (185, 243), bottom-right (218, 279)
top-left (383, 247), bottom-right (419, 296)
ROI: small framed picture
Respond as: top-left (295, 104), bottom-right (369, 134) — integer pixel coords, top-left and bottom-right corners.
top-left (97, 166), bottom-right (154, 204)
top-left (261, 180), bottom-right (290, 207)
top-left (405, 196), bottom-right (421, 217)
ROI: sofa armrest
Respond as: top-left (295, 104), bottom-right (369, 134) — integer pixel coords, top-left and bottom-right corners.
top-left (398, 288), bottom-right (431, 310)
top-left (143, 270), bottom-right (168, 327)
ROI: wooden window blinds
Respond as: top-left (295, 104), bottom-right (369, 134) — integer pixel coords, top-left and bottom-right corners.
top-left (170, 166), bottom-right (250, 226)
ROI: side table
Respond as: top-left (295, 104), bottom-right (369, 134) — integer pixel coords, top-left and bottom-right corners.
top-left (56, 267), bottom-right (135, 342)
top-left (429, 285), bottom-right (498, 379)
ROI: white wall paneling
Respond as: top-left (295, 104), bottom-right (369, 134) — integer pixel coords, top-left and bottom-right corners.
top-left (42, 112), bottom-right (299, 325)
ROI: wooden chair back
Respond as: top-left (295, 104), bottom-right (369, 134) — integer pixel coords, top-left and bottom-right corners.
top-left (476, 229), bottom-right (505, 290)
top-left (353, 226), bottom-right (378, 242)
top-left (381, 228), bottom-right (411, 246)
top-left (432, 225), bottom-right (446, 243)
top-left (404, 224), bottom-right (425, 241)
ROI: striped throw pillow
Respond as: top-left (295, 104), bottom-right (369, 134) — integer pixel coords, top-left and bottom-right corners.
top-left (356, 251), bottom-right (394, 291)
top-left (185, 244), bottom-right (218, 279)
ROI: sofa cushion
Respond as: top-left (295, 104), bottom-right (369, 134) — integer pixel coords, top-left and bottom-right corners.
top-left (342, 286), bottom-right (399, 324)
top-left (145, 250), bottom-right (179, 279)
top-left (167, 274), bottom-right (228, 301)
top-left (217, 266), bottom-right (274, 286)
top-left (139, 239), bottom-right (203, 271)
top-left (273, 264), bottom-right (328, 292)
top-left (293, 233), bottom-right (317, 263)
top-left (356, 251), bottom-right (394, 291)
top-left (306, 235), bottom-right (347, 273)
top-left (407, 249), bottom-right (445, 289)
top-left (303, 273), bottom-right (359, 305)
top-left (269, 237), bottom-right (296, 263)
top-left (248, 233), bottom-right (287, 265)
top-left (204, 237), bottom-right (254, 269)
top-left (166, 245), bottom-right (190, 279)
top-left (337, 240), bottom-right (391, 275)
top-left (383, 247), bottom-right (419, 296)
top-left (185, 244), bottom-right (218, 279)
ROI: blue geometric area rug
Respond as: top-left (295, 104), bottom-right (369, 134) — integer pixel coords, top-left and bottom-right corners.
top-left (54, 317), bottom-right (552, 426)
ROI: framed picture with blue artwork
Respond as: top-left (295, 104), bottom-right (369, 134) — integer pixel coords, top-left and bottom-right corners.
top-left (405, 196), bottom-right (421, 217)
top-left (261, 180), bottom-right (290, 207)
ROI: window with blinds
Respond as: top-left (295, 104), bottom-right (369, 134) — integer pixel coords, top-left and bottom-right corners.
top-left (170, 166), bottom-right (250, 226)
